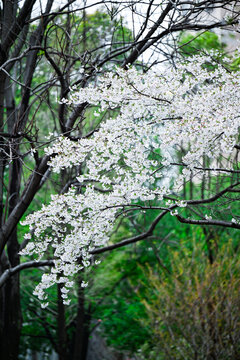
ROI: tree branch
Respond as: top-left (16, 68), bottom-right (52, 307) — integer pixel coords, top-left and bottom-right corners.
top-left (176, 214), bottom-right (240, 229)
top-left (0, 260), bottom-right (54, 288)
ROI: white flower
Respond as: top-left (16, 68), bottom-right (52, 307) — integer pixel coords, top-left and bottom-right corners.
top-left (21, 55), bottom-right (240, 304)
top-left (81, 281), bottom-right (88, 288)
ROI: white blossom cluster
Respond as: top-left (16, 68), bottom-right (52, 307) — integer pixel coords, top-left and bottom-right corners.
top-left (21, 56), bottom-right (240, 306)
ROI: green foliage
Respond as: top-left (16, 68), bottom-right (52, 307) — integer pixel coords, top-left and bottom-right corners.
top-left (77, 10), bottom-right (133, 54)
top-left (19, 269), bottom-right (56, 358)
top-left (85, 246), bottom-right (151, 353)
top-left (179, 31), bottom-right (226, 56)
top-left (178, 30), bottom-right (240, 71)
top-left (97, 296), bottom-right (149, 352)
top-left (138, 238), bottom-right (240, 359)
top-left (229, 51), bottom-right (240, 71)
top-left (85, 200), bottom-right (240, 358)
top-left (85, 212), bottom-right (190, 354)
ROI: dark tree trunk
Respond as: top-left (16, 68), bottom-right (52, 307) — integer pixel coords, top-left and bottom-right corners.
top-left (73, 276), bottom-right (85, 360)
top-left (72, 275), bottom-right (91, 360)
top-left (81, 304), bottom-right (91, 360)
top-left (0, 266), bottom-right (22, 360)
top-left (57, 284), bottom-right (68, 360)
top-left (0, 148), bottom-right (22, 359)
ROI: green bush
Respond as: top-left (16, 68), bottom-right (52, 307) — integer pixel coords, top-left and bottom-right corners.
top-left (139, 238), bottom-right (240, 359)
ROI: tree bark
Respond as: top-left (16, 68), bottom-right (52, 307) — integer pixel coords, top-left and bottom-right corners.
top-left (72, 274), bottom-right (90, 360)
top-left (57, 284), bottom-right (68, 360)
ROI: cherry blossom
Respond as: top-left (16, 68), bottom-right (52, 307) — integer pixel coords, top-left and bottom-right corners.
top-left (20, 55), bottom-right (240, 306)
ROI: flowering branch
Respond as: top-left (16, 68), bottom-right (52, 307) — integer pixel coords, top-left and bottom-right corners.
top-left (19, 53), bottom-right (240, 305)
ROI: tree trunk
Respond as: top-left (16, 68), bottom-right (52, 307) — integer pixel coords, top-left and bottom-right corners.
top-left (0, 155), bottom-right (22, 359)
top-left (57, 284), bottom-right (68, 360)
top-left (72, 275), bottom-right (91, 360)
top-left (0, 265), bottom-right (21, 359)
